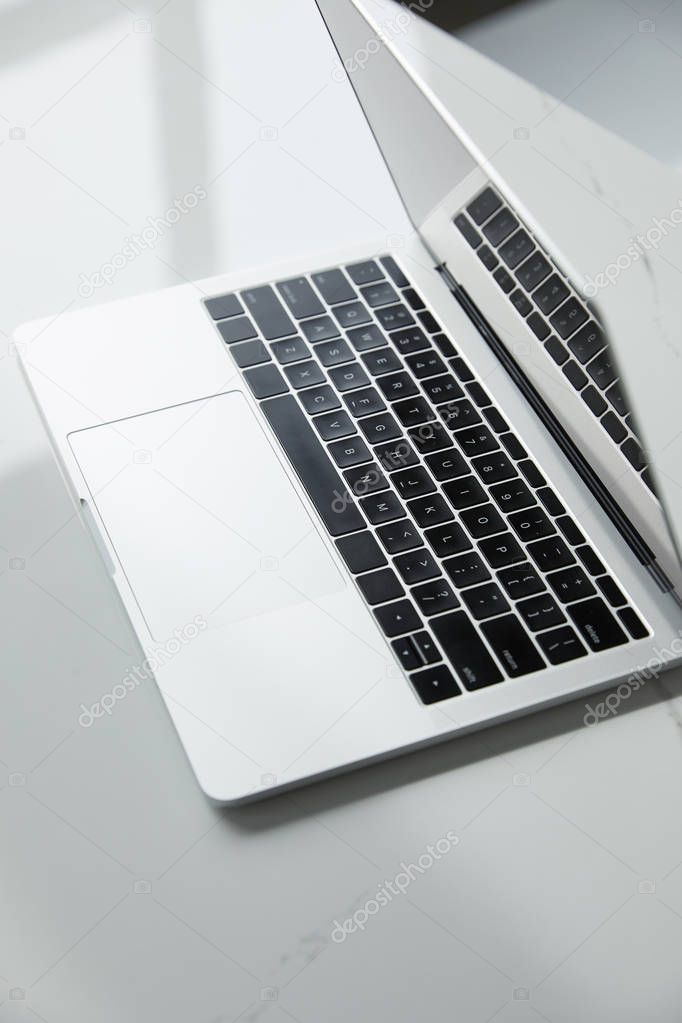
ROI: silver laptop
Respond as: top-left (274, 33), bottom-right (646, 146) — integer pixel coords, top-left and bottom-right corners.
top-left (16, 0), bottom-right (682, 803)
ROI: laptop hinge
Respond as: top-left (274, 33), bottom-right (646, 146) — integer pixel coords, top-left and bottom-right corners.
top-left (434, 261), bottom-right (678, 600)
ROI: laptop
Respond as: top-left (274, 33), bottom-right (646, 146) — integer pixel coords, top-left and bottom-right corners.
top-left (16, 0), bottom-right (682, 803)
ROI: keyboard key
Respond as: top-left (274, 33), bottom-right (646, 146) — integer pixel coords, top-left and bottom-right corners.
top-left (261, 394), bottom-right (363, 536)
top-left (471, 451), bottom-right (516, 484)
top-left (347, 324), bottom-right (385, 352)
top-left (621, 437), bottom-right (646, 471)
top-left (460, 503), bottom-right (506, 539)
top-left (358, 568), bottom-right (404, 606)
top-left (537, 625), bottom-right (587, 664)
top-left (433, 334), bottom-right (457, 358)
top-left (443, 475), bottom-right (487, 510)
top-left (509, 508), bottom-right (554, 542)
top-left (299, 385), bottom-right (340, 415)
top-left (602, 411), bottom-right (627, 444)
top-left (466, 382), bottom-right (491, 408)
top-left (411, 664), bottom-right (461, 704)
top-left (440, 399), bottom-right (481, 432)
top-left (606, 380), bottom-right (628, 417)
top-left (518, 593), bottom-right (565, 632)
top-left (403, 287), bottom-right (426, 310)
top-left (314, 410), bottom-right (355, 441)
top-left (301, 315), bottom-right (339, 344)
top-left (336, 532), bottom-right (387, 574)
top-left (490, 479), bottom-right (535, 513)
top-left (394, 397), bottom-right (435, 428)
top-left (374, 598), bottom-right (421, 637)
top-left (516, 251), bottom-right (552, 291)
top-left (479, 533), bottom-right (525, 569)
top-left (556, 515), bottom-right (585, 546)
top-left (272, 336), bottom-right (310, 364)
top-left (360, 491), bottom-right (405, 524)
top-left (462, 582), bottom-right (509, 621)
top-left (518, 460), bottom-right (545, 488)
top-left (218, 316), bottom-right (257, 344)
top-left (483, 207), bottom-right (518, 246)
top-left (380, 255), bottom-right (409, 288)
top-left (390, 326), bottom-right (430, 355)
top-left (329, 363), bottom-right (370, 392)
top-left (377, 372), bottom-right (419, 401)
top-left (568, 597), bottom-right (628, 651)
top-left (418, 311), bottom-right (441, 335)
top-left (501, 433), bottom-right (527, 460)
top-left (478, 245), bottom-right (498, 270)
top-left (277, 277), bottom-right (324, 319)
top-left (467, 187), bottom-right (502, 225)
top-left (375, 438), bottom-right (419, 472)
top-left (284, 361), bottom-right (325, 390)
top-left (410, 630), bottom-right (441, 666)
top-left (586, 350), bottom-right (617, 390)
top-left (550, 297), bottom-right (588, 339)
top-left (576, 545), bottom-right (605, 576)
top-left (499, 229), bottom-right (534, 269)
top-left (450, 357), bottom-right (475, 382)
top-left (431, 611), bottom-right (504, 690)
top-left (377, 519), bottom-right (422, 554)
top-left (394, 548), bottom-right (440, 585)
top-left (527, 312), bottom-right (550, 340)
top-left (455, 212), bottom-right (483, 247)
top-left (344, 387), bottom-right (386, 418)
top-left (425, 449), bottom-right (468, 482)
top-left (533, 274), bottom-right (569, 315)
top-left (315, 338), bottom-right (353, 367)
top-left (582, 385), bottom-right (608, 416)
top-left (407, 493), bottom-right (454, 528)
top-left (527, 536), bottom-right (574, 572)
top-left (494, 266), bottom-right (515, 293)
top-left (376, 304), bottom-right (415, 332)
top-left (421, 374), bottom-right (464, 404)
top-left (346, 259), bottom-right (383, 286)
top-left (359, 411), bottom-right (402, 445)
top-left (328, 436), bottom-right (372, 468)
top-left (547, 565), bottom-right (596, 604)
top-left (454, 425), bottom-right (498, 456)
top-left (362, 347), bottom-right (402, 376)
top-left (425, 522), bottom-right (471, 558)
top-left (617, 606), bottom-right (649, 640)
top-left (393, 467), bottom-right (436, 500)
top-left (412, 578), bottom-right (460, 616)
top-left (481, 615), bottom-right (545, 676)
top-left (392, 635), bottom-right (421, 671)
top-left (510, 288), bottom-right (533, 317)
top-left (537, 487), bottom-right (564, 517)
top-left (312, 268), bottom-right (355, 305)
top-left (405, 350), bottom-right (446, 379)
top-left (408, 422), bottom-right (453, 455)
top-left (205, 293), bottom-right (243, 320)
top-left (567, 321), bottom-right (605, 364)
top-left (360, 281), bottom-right (399, 307)
top-left (545, 336), bottom-right (568, 366)
top-left (243, 364), bottom-right (288, 398)
top-left (241, 285), bottom-right (295, 340)
top-left (596, 575), bottom-right (627, 607)
top-left (344, 463), bottom-right (388, 497)
top-left (444, 552), bottom-right (491, 589)
top-left (230, 339), bottom-right (270, 368)
top-left (562, 361), bottom-right (588, 391)
top-left (498, 562), bottom-right (544, 599)
top-left (334, 301), bottom-right (372, 330)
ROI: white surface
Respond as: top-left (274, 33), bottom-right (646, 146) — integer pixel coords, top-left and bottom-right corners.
top-left (2, 1), bottom-right (682, 1020)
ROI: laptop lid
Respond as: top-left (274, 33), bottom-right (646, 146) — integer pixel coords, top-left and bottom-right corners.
top-left (316, 0), bottom-right (682, 590)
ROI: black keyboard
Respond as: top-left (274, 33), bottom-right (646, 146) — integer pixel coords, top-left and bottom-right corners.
top-left (455, 187), bottom-right (655, 495)
top-left (204, 255), bottom-right (649, 706)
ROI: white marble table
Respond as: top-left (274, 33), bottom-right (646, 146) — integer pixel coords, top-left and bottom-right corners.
top-left (1, 2), bottom-right (682, 1020)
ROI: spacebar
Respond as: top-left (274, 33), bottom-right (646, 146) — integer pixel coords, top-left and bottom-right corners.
top-left (261, 394), bottom-right (364, 537)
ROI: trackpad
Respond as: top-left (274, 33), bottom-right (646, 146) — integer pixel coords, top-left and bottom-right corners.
top-left (69, 391), bottom-right (345, 639)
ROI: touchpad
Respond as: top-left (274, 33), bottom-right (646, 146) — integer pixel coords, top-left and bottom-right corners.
top-left (69, 391), bottom-right (345, 639)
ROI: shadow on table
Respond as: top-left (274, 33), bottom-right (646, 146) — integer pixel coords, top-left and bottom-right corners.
top-left (226, 667), bottom-right (682, 831)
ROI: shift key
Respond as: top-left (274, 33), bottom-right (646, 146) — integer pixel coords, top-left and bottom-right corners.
top-left (431, 611), bottom-right (504, 690)
top-left (240, 284), bottom-right (296, 339)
